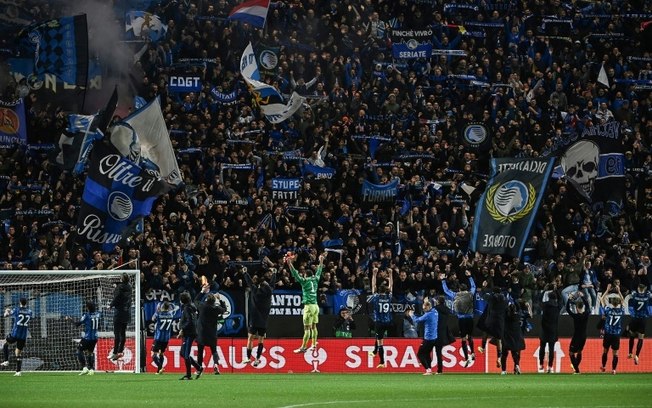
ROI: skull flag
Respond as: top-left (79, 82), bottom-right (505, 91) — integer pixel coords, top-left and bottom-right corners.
top-left (560, 121), bottom-right (624, 215)
top-left (469, 157), bottom-right (554, 258)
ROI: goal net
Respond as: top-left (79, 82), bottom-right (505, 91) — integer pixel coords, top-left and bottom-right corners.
top-left (0, 270), bottom-right (141, 373)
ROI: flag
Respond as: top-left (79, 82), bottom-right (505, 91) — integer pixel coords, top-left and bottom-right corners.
top-left (256, 44), bottom-right (280, 77)
top-left (134, 96), bottom-right (147, 110)
top-left (461, 121), bottom-right (492, 152)
top-left (361, 179), bottom-right (399, 205)
top-left (76, 141), bottom-right (167, 252)
top-left (240, 42), bottom-right (305, 123)
top-left (125, 11), bottom-right (168, 42)
top-left (228, 0), bottom-right (270, 28)
top-left (113, 97), bottom-right (182, 187)
top-left (0, 99), bottom-right (27, 145)
top-left (598, 63), bottom-right (609, 87)
top-left (0, 1), bottom-right (34, 28)
top-left (560, 122), bottom-right (624, 215)
top-left (469, 157), bottom-right (554, 258)
top-left (19, 15), bottom-right (89, 86)
top-left (301, 162), bottom-right (336, 180)
top-left (55, 87), bottom-right (118, 173)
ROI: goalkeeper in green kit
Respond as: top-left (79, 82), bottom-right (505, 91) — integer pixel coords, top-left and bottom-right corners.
top-left (285, 251), bottom-right (326, 353)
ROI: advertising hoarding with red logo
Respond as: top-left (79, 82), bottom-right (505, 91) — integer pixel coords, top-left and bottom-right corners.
top-left (482, 338), bottom-right (652, 374)
top-left (96, 338), bottom-right (137, 372)
top-left (144, 338), bottom-right (484, 373)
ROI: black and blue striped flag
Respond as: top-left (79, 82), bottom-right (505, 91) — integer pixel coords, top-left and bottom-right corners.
top-left (76, 141), bottom-right (166, 252)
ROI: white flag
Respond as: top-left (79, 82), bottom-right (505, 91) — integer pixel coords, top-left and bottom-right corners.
top-left (598, 63), bottom-right (609, 87)
top-left (111, 97), bottom-right (182, 187)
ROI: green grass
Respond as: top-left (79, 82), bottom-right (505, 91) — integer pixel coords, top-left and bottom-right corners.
top-left (1, 373), bottom-right (651, 408)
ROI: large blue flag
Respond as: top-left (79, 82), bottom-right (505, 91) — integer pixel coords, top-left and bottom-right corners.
top-left (76, 141), bottom-right (167, 252)
top-left (19, 15), bottom-right (89, 86)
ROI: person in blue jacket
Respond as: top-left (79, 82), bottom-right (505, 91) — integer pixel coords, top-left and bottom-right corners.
top-left (408, 297), bottom-right (439, 375)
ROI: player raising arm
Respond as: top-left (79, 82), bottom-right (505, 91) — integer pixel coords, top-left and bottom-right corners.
top-left (627, 284), bottom-right (651, 365)
top-left (1, 297), bottom-right (32, 376)
top-left (286, 251), bottom-right (325, 354)
top-left (600, 284), bottom-right (625, 374)
top-left (367, 268), bottom-right (394, 368)
top-left (242, 266), bottom-right (278, 366)
top-left (66, 301), bottom-right (101, 375)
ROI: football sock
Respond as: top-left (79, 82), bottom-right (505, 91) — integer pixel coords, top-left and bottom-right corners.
top-left (256, 343), bottom-right (264, 359)
top-left (196, 347), bottom-right (204, 367)
top-left (629, 337), bottom-right (635, 354)
top-left (636, 339), bottom-right (643, 356)
top-left (16, 356), bottom-right (22, 372)
top-left (601, 352), bottom-right (608, 368)
top-left (302, 330), bottom-right (310, 348)
top-left (569, 354), bottom-right (577, 369)
top-left (373, 343), bottom-right (378, 354)
top-left (212, 352), bottom-right (219, 365)
top-left (87, 353), bottom-right (95, 370)
top-left (2, 343), bottom-right (8, 362)
top-left (246, 348), bottom-right (252, 359)
top-left (311, 327), bottom-right (318, 347)
top-left (612, 356), bottom-right (618, 370)
top-left (576, 352), bottom-right (582, 370)
top-left (184, 358), bottom-right (192, 377)
top-left (152, 354), bottom-right (160, 368)
top-left (461, 340), bottom-right (469, 360)
top-left (77, 350), bottom-right (85, 367)
top-left (468, 337), bottom-right (475, 352)
top-left (513, 351), bottom-right (520, 366)
top-left (379, 346), bottom-right (385, 364)
top-left (500, 353), bottom-right (507, 371)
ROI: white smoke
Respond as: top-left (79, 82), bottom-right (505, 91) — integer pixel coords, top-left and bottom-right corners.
top-left (63, 0), bottom-right (144, 114)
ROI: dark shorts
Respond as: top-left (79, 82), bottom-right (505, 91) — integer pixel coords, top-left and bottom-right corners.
top-left (569, 337), bottom-right (587, 353)
top-left (374, 323), bottom-right (392, 340)
top-left (79, 339), bottom-right (97, 352)
top-left (628, 318), bottom-right (646, 335)
top-left (5, 336), bottom-right (26, 351)
top-left (151, 340), bottom-right (169, 353)
top-left (248, 326), bottom-right (267, 337)
top-left (603, 334), bottom-right (620, 351)
top-left (458, 317), bottom-right (474, 338)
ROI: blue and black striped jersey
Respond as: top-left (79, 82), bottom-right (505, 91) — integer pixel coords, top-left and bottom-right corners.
top-left (9, 307), bottom-right (33, 340)
top-left (153, 310), bottom-right (175, 342)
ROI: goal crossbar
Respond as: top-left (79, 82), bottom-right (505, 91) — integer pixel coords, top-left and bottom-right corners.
top-left (0, 270), bottom-right (141, 373)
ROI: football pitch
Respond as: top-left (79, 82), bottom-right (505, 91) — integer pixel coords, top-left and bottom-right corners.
top-left (1, 373), bottom-right (651, 408)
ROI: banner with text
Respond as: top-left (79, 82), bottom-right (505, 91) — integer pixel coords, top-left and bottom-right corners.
top-left (361, 179), bottom-right (398, 205)
top-left (144, 338), bottom-right (485, 373)
top-left (391, 28), bottom-right (433, 59)
top-left (271, 178), bottom-right (300, 201)
top-left (0, 99), bottom-right (27, 145)
top-left (470, 157), bottom-right (554, 258)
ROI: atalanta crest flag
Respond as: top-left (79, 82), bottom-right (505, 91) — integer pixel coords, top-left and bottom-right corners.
top-left (470, 157), bottom-right (554, 258)
top-left (76, 142), bottom-right (166, 251)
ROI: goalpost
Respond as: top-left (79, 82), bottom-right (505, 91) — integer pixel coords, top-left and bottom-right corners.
top-left (0, 270), bottom-right (141, 373)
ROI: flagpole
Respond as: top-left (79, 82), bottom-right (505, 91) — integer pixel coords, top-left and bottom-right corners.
top-left (81, 14), bottom-right (90, 114)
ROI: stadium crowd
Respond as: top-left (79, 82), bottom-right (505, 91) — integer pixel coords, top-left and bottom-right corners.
top-left (1, 0), bottom-right (651, 316)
